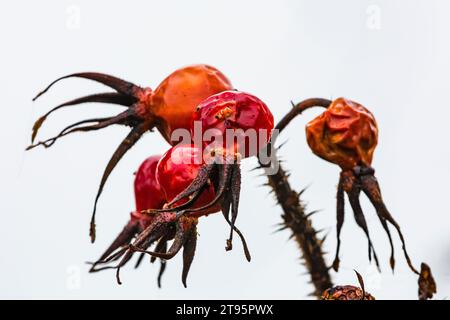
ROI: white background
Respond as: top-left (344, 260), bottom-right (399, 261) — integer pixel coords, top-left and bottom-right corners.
top-left (1, 0), bottom-right (449, 299)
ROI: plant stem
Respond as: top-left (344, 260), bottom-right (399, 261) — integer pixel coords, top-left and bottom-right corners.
top-left (275, 98), bottom-right (331, 132)
top-left (260, 155), bottom-right (332, 298)
top-left (259, 98), bottom-right (333, 298)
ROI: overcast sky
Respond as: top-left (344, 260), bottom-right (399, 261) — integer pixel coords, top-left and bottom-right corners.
top-left (1, 0), bottom-right (449, 299)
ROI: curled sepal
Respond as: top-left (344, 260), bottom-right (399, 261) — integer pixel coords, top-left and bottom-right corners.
top-left (359, 169), bottom-right (418, 274)
top-left (30, 72), bottom-right (156, 243)
top-left (333, 165), bottom-right (419, 275)
top-left (182, 224), bottom-right (198, 288)
top-left (148, 160), bottom-right (251, 261)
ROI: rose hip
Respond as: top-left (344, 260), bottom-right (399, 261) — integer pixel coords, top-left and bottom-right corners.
top-left (287, 97), bottom-right (418, 274)
top-left (151, 65), bottom-right (232, 142)
top-left (156, 144), bottom-right (220, 217)
top-left (134, 155), bottom-right (166, 213)
top-left (193, 90), bottom-right (274, 158)
top-left (306, 97), bottom-right (378, 170)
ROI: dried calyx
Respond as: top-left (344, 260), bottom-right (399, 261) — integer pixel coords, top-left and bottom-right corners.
top-left (87, 155), bottom-right (201, 287)
top-left (88, 156), bottom-right (170, 287)
top-left (144, 144), bottom-right (251, 260)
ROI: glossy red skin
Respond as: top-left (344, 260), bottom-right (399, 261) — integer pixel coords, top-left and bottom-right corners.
top-left (140, 65), bottom-right (233, 144)
top-left (192, 91), bottom-right (274, 158)
top-left (156, 144), bottom-right (220, 217)
top-left (131, 155), bottom-right (166, 229)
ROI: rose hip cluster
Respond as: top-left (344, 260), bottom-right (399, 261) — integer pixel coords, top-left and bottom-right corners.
top-left (31, 65), bottom-right (273, 286)
top-left (30, 64), bottom-right (420, 289)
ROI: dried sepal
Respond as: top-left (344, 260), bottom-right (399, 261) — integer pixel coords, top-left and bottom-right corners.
top-left (418, 262), bottom-right (436, 300)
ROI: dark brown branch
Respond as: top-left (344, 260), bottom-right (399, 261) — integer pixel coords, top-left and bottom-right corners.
top-left (258, 98), bottom-right (333, 298)
top-left (259, 154), bottom-right (332, 298)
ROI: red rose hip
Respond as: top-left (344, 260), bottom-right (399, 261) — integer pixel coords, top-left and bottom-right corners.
top-left (133, 155), bottom-right (166, 212)
top-left (156, 144), bottom-right (220, 217)
top-left (192, 90), bottom-right (274, 158)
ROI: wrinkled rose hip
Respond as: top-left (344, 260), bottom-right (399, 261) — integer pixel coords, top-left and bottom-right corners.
top-left (300, 97), bottom-right (418, 275)
top-left (306, 97), bottom-right (378, 170)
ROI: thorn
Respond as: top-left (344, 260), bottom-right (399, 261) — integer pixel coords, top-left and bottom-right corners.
top-left (314, 228), bottom-right (325, 235)
top-left (305, 210), bottom-right (319, 218)
top-left (320, 234), bottom-right (328, 245)
top-left (299, 184), bottom-right (311, 196)
top-left (290, 100), bottom-right (296, 108)
top-left (272, 225), bottom-right (288, 234)
top-left (273, 222), bottom-right (285, 228)
top-left (257, 182), bottom-right (271, 188)
top-left (276, 140), bottom-right (289, 150)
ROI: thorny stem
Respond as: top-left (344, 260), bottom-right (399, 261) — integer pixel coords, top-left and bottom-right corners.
top-left (258, 98), bottom-right (333, 298)
top-left (266, 158), bottom-right (332, 297)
